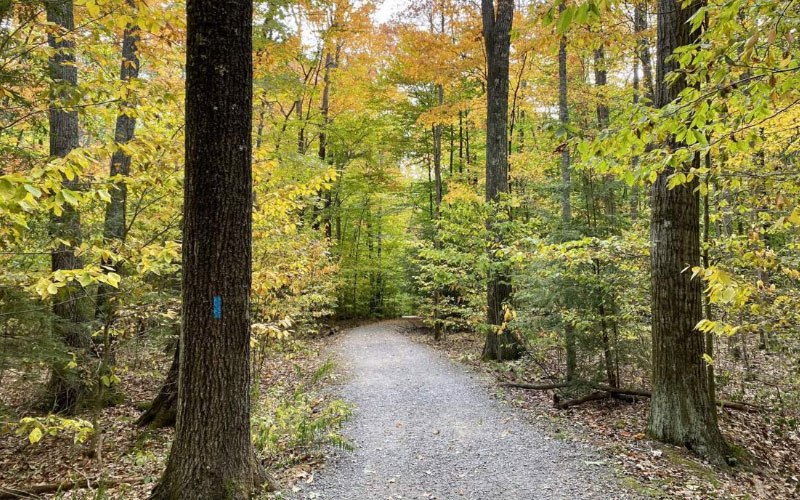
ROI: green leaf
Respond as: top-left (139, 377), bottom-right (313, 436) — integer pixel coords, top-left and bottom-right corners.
top-left (556, 6), bottom-right (574, 35)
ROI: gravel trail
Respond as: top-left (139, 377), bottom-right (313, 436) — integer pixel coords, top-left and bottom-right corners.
top-left (291, 320), bottom-right (633, 499)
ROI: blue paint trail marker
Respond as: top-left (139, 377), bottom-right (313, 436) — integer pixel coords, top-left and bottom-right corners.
top-left (213, 296), bottom-right (222, 319)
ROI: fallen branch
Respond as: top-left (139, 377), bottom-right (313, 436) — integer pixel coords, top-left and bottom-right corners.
top-left (0, 478), bottom-right (143, 499)
top-left (505, 379), bottom-right (763, 412)
top-left (555, 391), bottom-right (609, 409)
top-left (501, 381), bottom-right (570, 390)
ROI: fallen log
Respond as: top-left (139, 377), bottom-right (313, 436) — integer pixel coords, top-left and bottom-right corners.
top-left (505, 379), bottom-right (763, 412)
top-left (555, 391), bottom-right (609, 409)
top-left (0, 478), bottom-right (143, 499)
top-left (501, 381), bottom-right (570, 390)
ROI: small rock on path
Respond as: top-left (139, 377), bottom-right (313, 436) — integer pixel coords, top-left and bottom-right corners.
top-left (290, 320), bottom-right (635, 499)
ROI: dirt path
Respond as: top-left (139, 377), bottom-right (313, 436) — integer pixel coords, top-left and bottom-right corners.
top-left (290, 320), bottom-right (634, 499)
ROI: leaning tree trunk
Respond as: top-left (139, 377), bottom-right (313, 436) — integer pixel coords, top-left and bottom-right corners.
top-left (149, 0), bottom-right (266, 497)
top-left (46, 0), bottom-right (92, 413)
top-left (647, 0), bottom-right (728, 464)
top-left (480, 0), bottom-right (523, 361)
top-left (97, 1), bottom-right (140, 321)
top-left (136, 342), bottom-right (178, 428)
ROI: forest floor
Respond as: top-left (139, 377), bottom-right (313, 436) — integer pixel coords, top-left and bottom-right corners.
top-left (288, 319), bottom-right (633, 500)
top-left (0, 330), bottom-right (345, 499)
top-left (406, 324), bottom-right (800, 499)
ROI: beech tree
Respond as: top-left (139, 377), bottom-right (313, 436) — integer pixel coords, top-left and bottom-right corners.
top-left (481, 0), bottom-right (523, 361)
top-left (150, 0), bottom-right (264, 497)
top-left (647, 0), bottom-right (728, 463)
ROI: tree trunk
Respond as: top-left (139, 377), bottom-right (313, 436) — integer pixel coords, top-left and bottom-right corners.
top-left (558, 13), bottom-right (571, 226)
top-left (150, 0), bottom-right (264, 496)
top-left (481, 0), bottom-right (523, 361)
top-left (46, 0), bottom-right (92, 413)
top-left (557, 12), bottom-right (576, 380)
top-left (647, 0), bottom-right (727, 464)
top-left (137, 342), bottom-right (178, 428)
top-left (631, 0), bottom-right (653, 222)
top-left (97, 1), bottom-right (140, 321)
top-left (320, 51), bottom-right (333, 239)
top-left (631, 56), bottom-right (640, 222)
top-left (635, 1), bottom-right (654, 103)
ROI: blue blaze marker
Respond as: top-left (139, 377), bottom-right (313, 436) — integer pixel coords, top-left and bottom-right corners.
top-left (213, 296), bottom-right (222, 319)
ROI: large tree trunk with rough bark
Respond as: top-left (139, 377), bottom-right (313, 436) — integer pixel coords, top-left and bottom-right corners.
top-left (97, 1), bottom-right (139, 321)
top-left (480, 0), bottom-right (523, 361)
top-left (647, 0), bottom-right (728, 464)
top-left (149, 0), bottom-right (265, 497)
top-left (46, 0), bottom-right (92, 413)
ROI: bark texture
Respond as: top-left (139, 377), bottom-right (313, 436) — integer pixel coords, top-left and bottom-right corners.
top-left (97, 2), bottom-right (140, 320)
top-left (481, 0), bottom-right (523, 361)
top-left (46, 0), bottom-right (92, 413)
top-left (149, 0), bottom-right (261, 497)
top-left (647, 0), bottom-right (727, 463)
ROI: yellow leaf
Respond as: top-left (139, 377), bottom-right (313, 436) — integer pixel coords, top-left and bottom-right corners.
top-left (29, 427), bottom-right (43, 444)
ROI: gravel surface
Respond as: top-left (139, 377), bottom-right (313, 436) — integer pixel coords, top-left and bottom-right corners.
top-left (290, 320), bottom-right (634, 499)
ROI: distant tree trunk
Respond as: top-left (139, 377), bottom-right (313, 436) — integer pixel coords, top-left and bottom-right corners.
top-left (631, 55), bottom-right (640, 222)
top-left (647, 0), bottom-right (727, 464)
top-left (320, 51), bottom-right (334, 240)
top-left (702, 163), bottom-right (716, 407)
top-left (481, 0), bottom-right (523, 361)
top-left (631, 1), bottom-right (653, 222)
top-left (433, 123), bottom-right (442, 217)
top-left (635, 2), bottom-right (654, 103)
top-left (296, 98), bottom-right (304, 153)
top-left (432, 82), bottom-right (444, 341)
top-left (557, 11), bottom-right (576, 380)
top-left (46, 0), bottom-right (92, 413)
top-left (150, 0), bottom-right (266, 497)
top-left (594, 46), bottom-right (614, 223)
top-left (558, 26), bottom-right (570, 225)
top-left (137, 342), bottom-right (178, 428)
top-left (97, 1), bottom-right (140, 321)
top-left (458, 110), bottom-right (464, 174)
top-left (449, 125), bottom-right (454, 175)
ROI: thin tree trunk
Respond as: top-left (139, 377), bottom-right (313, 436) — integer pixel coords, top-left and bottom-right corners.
top-left (647, 0), bottom-right (727, 463)
top-left (458, 110), bottom-right (464, 174)
top-left (150, 0), bottom-right (267, 496)
top-left (702, 167), bottom-right (716, 407)
top-left (635, 1), bottom-right (654, 103)
top-left (558, 25), bottom-right (570, 226)
top-left (320, 51), bottom-right (333, 239)
top-left (631, 1), bottom-right (653, 222)
top-left (97, 1), bottom-right (140, 321)
top-left (631, 56), bottom-right (640, 222)
top-left (557, 11), bottom-right (576, 380)
top-left (481, 0), bottom-right (523, 361)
